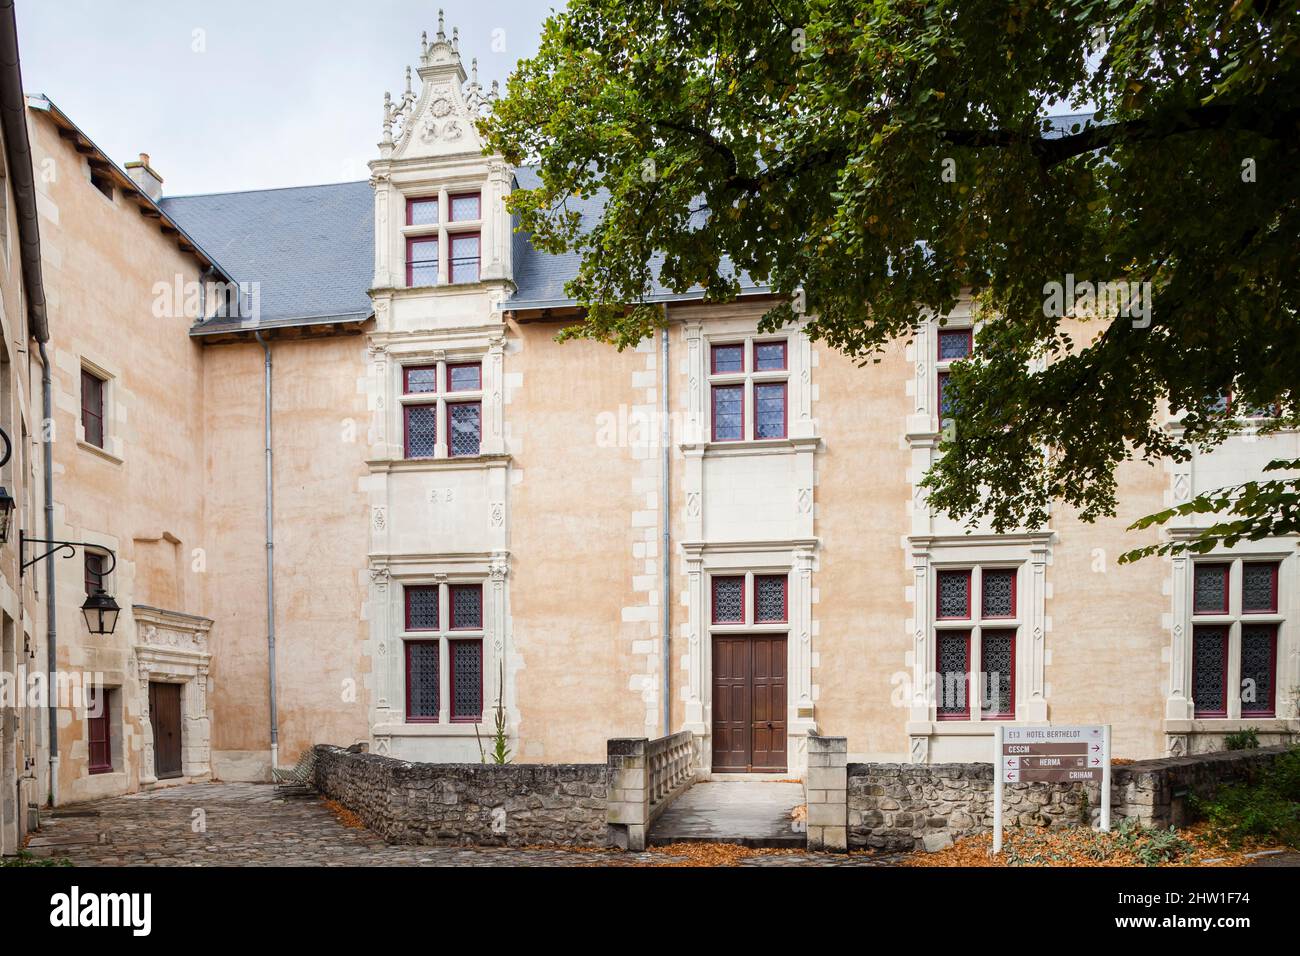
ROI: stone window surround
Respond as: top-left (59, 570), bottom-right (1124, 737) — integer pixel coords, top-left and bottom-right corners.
top-left (76, 356), bottom-right (124, 463)
top-left (681, 541), bottom-right (818, 769)
top-left (370, 554), bottom-right (509, 742)
top-left (907, 303), bottom-right (976, 442)
top-left (1165, 540), bottom-right (1299, 750)
top-left (906, 533), bottom-right (1052, 763)
top-left (133, 604), bottom-right (213, 786)
top-left (932, 563), bottom-right (1022, 720)
top-left (370, 334), bottom-right (505, 463)
top-left (400, 184), bottom-right (483, 288)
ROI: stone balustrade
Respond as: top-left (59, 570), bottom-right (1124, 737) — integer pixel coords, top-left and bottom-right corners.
top-left (606, 731), bottom-right (696, 850)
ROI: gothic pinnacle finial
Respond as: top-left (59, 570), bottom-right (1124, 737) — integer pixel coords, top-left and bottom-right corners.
top-left (437, 9), bottom-right (445, 41)
top-left (471, 58), bottom-right (478, 84)
top-left (405, 65), bottom-right (413, 94)
top-left (452, 26), bottom-right (459, 54)
top-left (421, 30), bottom-right (428, 58)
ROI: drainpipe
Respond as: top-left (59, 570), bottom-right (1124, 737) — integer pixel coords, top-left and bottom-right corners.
top-left (254, 331), bottom-right (278, 773)
top-left (660, 310), bottom-right (671, 737)
top-left (38, 341), bottom-right (56, 806)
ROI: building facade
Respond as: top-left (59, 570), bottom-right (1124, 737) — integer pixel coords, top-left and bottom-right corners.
top-left (4, 14), bottom-right (1297, 823)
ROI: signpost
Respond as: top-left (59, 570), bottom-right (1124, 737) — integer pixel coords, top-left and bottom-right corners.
top-left (992, 725), bottom-right (1110, 855)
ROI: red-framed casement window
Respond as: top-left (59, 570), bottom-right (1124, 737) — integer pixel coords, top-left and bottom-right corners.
top-left (403, 365), bottom-right (439, 459)
top-left (936, 631), bottom-right (970, 719)
top-left (754, 574), bottom-right (788, 623)
top-left (936, 569), bottom-right (971, 619)
top-left (1191, 626), bottom-right (1230, 718)
top-left (1190, 560), bottom-right (1281, 717)
top-left (449, 639), bottom-right (483, 722)
top-left (81, 368), bottom-right (105, 448)
top-left (709, 340), bottom-right (788, 442)
top-left (401, 362), bottom-right (483, 459)
top-left (405, 641), bottom-right (440, 722)
top-left (936, 327), bottom-right (972, 421)
top-left (87, 687), bottom-right (113, 774)
top-left (403, 583), bottom-right (484, 723)
top-left (1242, 562), bottom-right (1280, 614)
top-left (980, 629), bottom-right (1015, 718)
top-left (1192, 563), bottom-right (1230, 614)
top-left (449, 584), bottom-right (483, 630)
top-left (711, 575), bottom-right (744, 624)
top-left (406, 237), bottom-right (438, 287)
top-left (450, 233), bottom-right (481, 284)
top-left (934, 567), bottom-right (1017, 720)
top-left (407, 196), bottom-right (438, 225)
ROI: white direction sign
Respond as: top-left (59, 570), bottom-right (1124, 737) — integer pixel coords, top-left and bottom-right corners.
top-left (992, 725), bottom-right (1111, 855)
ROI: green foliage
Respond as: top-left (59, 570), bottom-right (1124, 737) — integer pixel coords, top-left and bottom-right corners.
top-left (1224, 727), bottom-right (1261, 751)
top-left (1111, 818), bottom-right (1199, 866)
top-left (486, 0), bottom-right (1299, 552)
top-left (1002, 819), bottom-right (1197, 866)
top-left (0, 850), bottom-right (72, 867)
top-left (476, 663), bottom-right (512, 765)
top-left (1191, 748), bottom-right (1300, 848)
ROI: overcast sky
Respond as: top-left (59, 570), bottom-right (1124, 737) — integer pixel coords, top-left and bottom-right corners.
top-left (16, 0), bottom-right (559, 196)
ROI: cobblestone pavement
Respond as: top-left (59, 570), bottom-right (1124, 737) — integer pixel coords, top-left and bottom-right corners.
top-left (27, 783), bottom-right (900, 867)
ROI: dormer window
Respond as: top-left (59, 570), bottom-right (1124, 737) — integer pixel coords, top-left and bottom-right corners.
top-left (403, 191), bottom-right (482, 288)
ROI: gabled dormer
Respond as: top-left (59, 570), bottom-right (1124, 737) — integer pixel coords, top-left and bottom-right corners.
top-left (369, 11), bottom-right (513, 332)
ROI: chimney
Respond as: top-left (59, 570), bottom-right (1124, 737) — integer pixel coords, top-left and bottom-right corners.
top-left (124, 152), bottom-right (163, 202)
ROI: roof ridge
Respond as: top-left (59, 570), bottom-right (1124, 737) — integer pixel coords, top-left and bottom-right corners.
top-left (162, 179), bottom-right (370, 201)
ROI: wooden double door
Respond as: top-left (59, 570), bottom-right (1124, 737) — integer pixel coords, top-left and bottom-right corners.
top-left (711, 635), bottom-right (788, 772)
top-left (149, 682), bottom-right (183, 780)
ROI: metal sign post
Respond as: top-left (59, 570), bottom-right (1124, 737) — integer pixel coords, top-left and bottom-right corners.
top-left (991, 724), bottom-right (1110, 857)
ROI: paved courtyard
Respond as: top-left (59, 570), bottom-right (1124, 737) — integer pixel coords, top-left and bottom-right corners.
top-left (26, 782), bottom-right (896, 867)
top-left (651, 781), bottom-right (806, 847)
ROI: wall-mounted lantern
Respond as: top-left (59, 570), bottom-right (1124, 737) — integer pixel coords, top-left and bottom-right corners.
top-left (20, 531), bottom-right (121, 636)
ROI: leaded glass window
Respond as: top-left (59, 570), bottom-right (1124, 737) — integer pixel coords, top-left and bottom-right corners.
top-left (754, 341), bottom-right (786, 371)
top-left (450, 233), bottom-right (480, 283)
top-left (1240, 625), bottom-right (1276, 716)
top-left (754, 382), bottom-right (786, 439)
top-left (404, 365), bottom-right (438, 394)
top-left (711, 343), bottom-right (744, 374)
top-left (447, 363), bottom-right (481, 392)
top-left (450, 192), bottom-right (481, 221)
top-left (754, 575), bottom-right (787, 623)
top-left (936, 632), bottom-right (969, 717)
top-left (448, 402), bottom-right (481, 457)
top-left (981, 569), bottom-right (1015, 618)
top-left (1241, 563), bottom-right (1278, 614)
top-left (406, 642), bottom-right (439, 720)
top-left (712, 576), bottom-right (743, 623)
top-left (450, 584), bottom-right (482, 630)
top-left (937, 328), bottom-right (972, 361)
top-left (981, 630), bottom-right (1014, 717)
top-left (405, 586), bottom-right (439, 630)
top-left (1192, 626), bottom-right (1228, 717)
top-left (407, 237), bottom-right (438, 286)
top-left (937, 371), bottom-right (957, 417)
top-left (712, 384), bottom-right (743, 441)
top-left (404, 404), bottom-right (437, 459)
top-left (1193, 563), bottom-right (1229, 614)
top-left (936, 570), bottom-right (970, 619)
top-left (451, 640), bottom-right (483, 721)
top-left (407, 197), bottom-right (438, 225)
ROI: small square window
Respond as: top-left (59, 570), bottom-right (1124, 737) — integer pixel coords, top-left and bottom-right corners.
top-left (446, 363), bottom-right (482, 392)
top-left (450, 193), bottom-right (481, 221)
top-left (447, 402), bottom-right (481, 458)
top-left (754, 341), bottom-right (787, 371)
top-left (936, 570), bottom-right (971, 619)
top-left (405, 585), bottom-right (439, 631)
top-left (403, 365), bottom-right (439, 394)
top-left (711, 343), bottom-right (745, 374)
top-left (711, 384), bottom-right (743, 442)
top-left (407, 197), bottom-right (438, 225)
top-left (1241, 562), bottom-right (1279, 614)
top-left (450, 584), bottom-right (483, 630)
top-left (1192, 563), bottom-right (1230, 614)
top-left (754, 575), bottom-right (787, 623)
top-left (712, 576), bottom-right (744, 624)
top-left (981, 569), bottom-right (1015, 619)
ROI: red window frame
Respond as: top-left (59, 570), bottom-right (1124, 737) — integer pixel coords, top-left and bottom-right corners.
top-left (406, 196), bottom-right (438, 226)
top-left (753, 381), bottom-right (788, 440)
top-left (1192, 625), bottom-right (1230, 718)
top-left (936, 569), bottom-right (972, 620)
top-left (445, 401), bottom-right (482, 458)
top-left (403, 364), bottom-right (438, 394)
top-left (936, 631), bottom-right (971, 720)
top-left (404, 585), bottom-right (439, 631)
top-left (710, 383), bottom-right (744, 442)
top-left (753, 574), bottom-right (788, 623)
top-left (1193, 563), bottom-right (1231, 614)
top-left (753, 340), bottom-right (788, 371)
top-left (980, 629), bottom-right (1016, 719)
top-left (449, 639), bottom-right (484, 723)
top-left (449, 583), bottom-right (483, 631)
top-left (711, 575), bottom-right (745, 624)
top-left (449, 232), bottom-right (481, 284)
top-left (937, 328), bottom-right (973, 361)
top-left (1240, 623), bottom-right (1278, 717)
top-left (406, 236), bottom-right (439, 287)
top-left (1241, 562), bottom-right (1280, 614)
top-left (81, 369), bottom-right (105, 448)
top-left (448, 192), bottom-right (481, 222)
top-left (446, 362), bottom-right (482, 392)
top-left (710, 342), bottom-right (745, 375)
top-left (87, 687), bottom-right (112, 774)
top-left (403, 403), bottom-right (437, 460)
top-left (404, 640), bottom-right (440, 723)
top-left (980, 568), bottom-right (1017, 620)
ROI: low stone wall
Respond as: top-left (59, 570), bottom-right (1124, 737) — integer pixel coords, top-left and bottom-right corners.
top-left (848, 745), bottom-right (1294, 852)
top-left (314, 745), bottom-right (609, 847)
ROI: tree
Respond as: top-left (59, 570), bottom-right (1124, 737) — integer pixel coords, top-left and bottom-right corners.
top-left (484, 0), bottom-right (1299, 559)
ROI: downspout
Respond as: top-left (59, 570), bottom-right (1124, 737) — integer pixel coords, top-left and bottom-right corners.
top-left (39, 342), bottom-right (56, 806)
top-left (254, 331), bottom-right (278, 773)
top-left (660, 310), bottom-right (671, 737)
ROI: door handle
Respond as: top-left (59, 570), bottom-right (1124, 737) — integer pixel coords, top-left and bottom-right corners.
top-left (765, 721), bottom-right (773, 729)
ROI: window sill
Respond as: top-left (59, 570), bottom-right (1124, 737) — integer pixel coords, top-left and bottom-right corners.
top-left (697, 436), bottom-right (819, 458)
top-left (78, 440), bottom-right (123, 465)
top-left (1166, 718), bottom-right (1298, 732)
top-left (367, 452), bottom-right (511, 472)
top-left (374, 721), bottom-right (502, 738)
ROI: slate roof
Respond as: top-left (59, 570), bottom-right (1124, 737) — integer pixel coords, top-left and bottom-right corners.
top-left (161, 113), bottom-right (1096, 332)
top-left (160, 180), bottom-right (374, 332)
